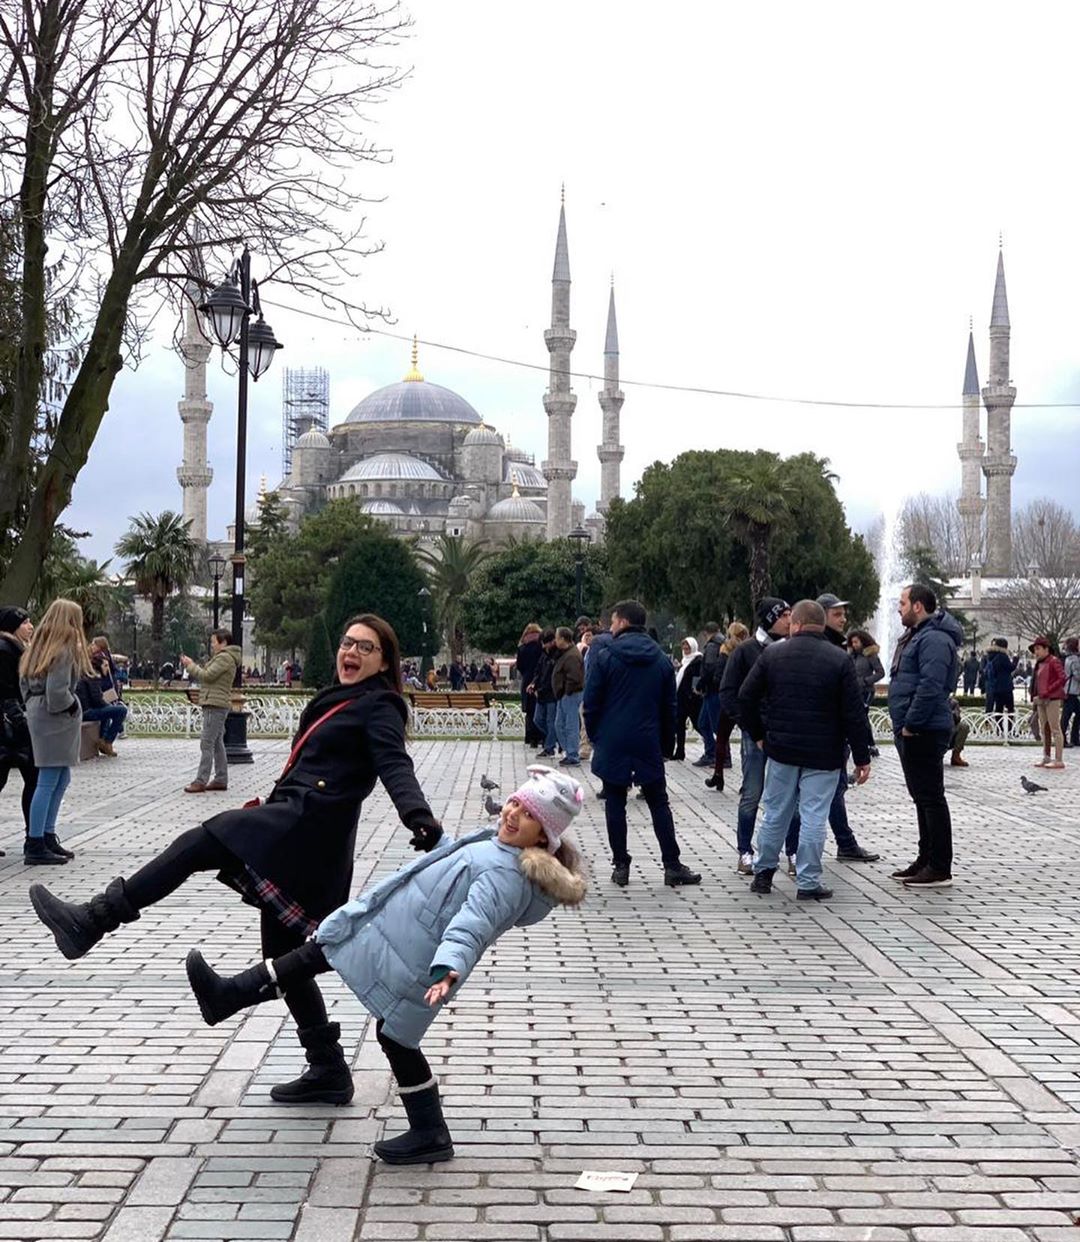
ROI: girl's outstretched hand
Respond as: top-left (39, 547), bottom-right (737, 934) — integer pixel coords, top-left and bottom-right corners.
top-left (424, 971), bottom-right (459, 1006)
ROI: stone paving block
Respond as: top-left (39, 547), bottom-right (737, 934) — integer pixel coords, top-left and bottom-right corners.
top-left (102, 1206), bottom-right (176, 1242)
top-left (291, 1206), bottom-right (360, 1242)
top-left (127, 1157), bottom-right (202, 1206)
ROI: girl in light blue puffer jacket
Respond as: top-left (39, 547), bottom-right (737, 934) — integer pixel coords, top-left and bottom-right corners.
top-left (185, 765), bottom-right (586, 1166)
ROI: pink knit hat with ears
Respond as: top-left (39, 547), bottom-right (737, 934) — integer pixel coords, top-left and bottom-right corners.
top-left (510, 764), bottom-right (585, 853)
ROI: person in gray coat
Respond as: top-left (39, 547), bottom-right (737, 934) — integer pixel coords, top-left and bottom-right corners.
top-left (185, 764), bottom-right (587, 1166)
top-left (18, 599), bottom-right (92, 865)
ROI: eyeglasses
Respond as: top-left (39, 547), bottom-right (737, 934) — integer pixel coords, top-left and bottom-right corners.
top-left (339, 636), bottom-right (382, 655)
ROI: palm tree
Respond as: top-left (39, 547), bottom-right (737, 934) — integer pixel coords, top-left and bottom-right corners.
top-left (59, 557), bottom-right (116, 632)
top-left (414, 534), bottom-right (494, 663)
top-left (115, 511), bottom-right (199, 680)
top-left (720, 455), bottom-right (799, 604)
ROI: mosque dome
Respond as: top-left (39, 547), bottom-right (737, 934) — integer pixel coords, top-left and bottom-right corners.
top-left (486, 491), bottom-right (544, 523)
top-left (505, 461), bottom-right (546, 490)
top-left (463, 423), bottom-right (504, 447)
top-left (344, 338), bottom-right (481, 426)
top-left (295, 427), bottom-right (330, 449)
top-left (361, 499), bottom-right (404, 515)
top-left (337, 453), bottom-right (446, 483)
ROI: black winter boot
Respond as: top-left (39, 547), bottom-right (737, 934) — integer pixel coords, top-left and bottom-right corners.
top-left (29, 877), bottom-right (140, 959)
top-left (270, 1021), bottom-right (355, 1106)
top-left (43, 833), bottom-right (75, 860)
top-left (374, 1080), bottom-right (455, 1165)
top-left (186, 950), bottom-right (280, 1026)
top-left (24, 837), bottom-right (67, 866)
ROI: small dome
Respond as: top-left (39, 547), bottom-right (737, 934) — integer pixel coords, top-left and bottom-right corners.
top-left (361, 499), bottom-right (403, 515)
top-left (505, 461), bottom-right (547, 490)
top-left (487, 493), bottom-right (544, 523)
top-left (338, 453), bottom-right (445, 483)
top-left (295, 428), bottom-right (330, 450)
top-left (463, 423), bottom-right (504, 447)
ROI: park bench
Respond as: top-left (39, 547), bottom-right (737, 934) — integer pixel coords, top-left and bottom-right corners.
top-left (408, 691), bottom-right (492, 710)
top-left (79, 720), bottom-right (101, 761)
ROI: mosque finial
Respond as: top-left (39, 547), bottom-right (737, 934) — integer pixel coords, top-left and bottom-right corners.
top-left (403, 333), bottom-right (424, 383)
top-left (999, 229), bottom-right (1003, 249)
top-left (560, 182), bottom-right (565, 205)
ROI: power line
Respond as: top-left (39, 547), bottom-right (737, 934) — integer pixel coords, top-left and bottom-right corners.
top-left (259, 297), bottom-right (1080, 412)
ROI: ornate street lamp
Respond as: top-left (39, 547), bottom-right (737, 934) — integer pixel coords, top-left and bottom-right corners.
top-left (568, 526), bottom-right (591, 616)
top-left (417, 586), bottom-right (433, 673)
top-left (199, 249), bottom-right (284, 764)
top-left (208, 553), bottom-right (227, 630)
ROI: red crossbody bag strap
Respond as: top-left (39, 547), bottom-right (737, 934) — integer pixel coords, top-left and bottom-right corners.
top-left (279, 699), bottom-right (354, 780)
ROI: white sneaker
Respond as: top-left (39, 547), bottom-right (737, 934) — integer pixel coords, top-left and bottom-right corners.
top-left (737, 852), bottom-right (754, 875)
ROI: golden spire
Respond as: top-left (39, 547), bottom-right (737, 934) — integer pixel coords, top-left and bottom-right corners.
top-left (511, 484), bottom-right (521, 498)
top-left (403, 333), bottom-right (424, 382)
top-left (258, 473), bottom-right (268, 497)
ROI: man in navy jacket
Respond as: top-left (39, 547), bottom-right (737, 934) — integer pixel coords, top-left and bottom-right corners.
top-left (584, 599), bottom-right (701, 889)
top-left (740, 599), bottom-right (872, 901)
top-left (888, 583), bottom-right (963, 889)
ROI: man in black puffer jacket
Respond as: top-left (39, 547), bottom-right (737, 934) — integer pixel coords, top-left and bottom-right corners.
top-left (739, 599), bottom-right (873, 901)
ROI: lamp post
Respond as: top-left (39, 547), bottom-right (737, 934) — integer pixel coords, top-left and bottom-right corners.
top-left (129, 612), bottom-right (138, 673)
top-left (568, 526), bottom-right (591, 616)
top-left (417, 586), bottom-right (432, 675)
top-left (199, 249), bottom-right (283, 764)
top-left (208, 553), bottom-right (227, 630)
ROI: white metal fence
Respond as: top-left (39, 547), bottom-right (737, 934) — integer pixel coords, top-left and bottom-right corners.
top-left (123, 696), bottom-right (1035, 744)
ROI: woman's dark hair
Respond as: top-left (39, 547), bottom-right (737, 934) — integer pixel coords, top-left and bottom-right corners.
top-left (848, 629), bottom-right (876, 648)
top-left (1066, 637), bottom-right (1079, 654)
top-left (341, 613), bottom-right (402, 694)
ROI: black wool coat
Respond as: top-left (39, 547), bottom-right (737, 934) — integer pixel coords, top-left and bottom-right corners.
top-left (738, 631), bottom-right (873, 770)
top-left (205, 675), bottom-right (434, 922)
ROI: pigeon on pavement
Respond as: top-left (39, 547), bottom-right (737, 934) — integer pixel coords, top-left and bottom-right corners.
top-left (479, 774), bottom-right (499, 791)
top-left (1021, 775), bottom-right (1048, 794)
top-left (483, 794), bottom-right (502, 816)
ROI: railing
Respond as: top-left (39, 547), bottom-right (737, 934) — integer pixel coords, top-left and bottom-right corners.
top-left (122, 696), bottom-right (1033, 745)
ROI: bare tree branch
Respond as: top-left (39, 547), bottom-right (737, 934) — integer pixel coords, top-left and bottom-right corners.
top-left (0, 0), bottom-right (411, 601)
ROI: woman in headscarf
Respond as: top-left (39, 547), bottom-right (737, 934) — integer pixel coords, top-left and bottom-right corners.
top-left (672, 636), bottom-right (704, 762)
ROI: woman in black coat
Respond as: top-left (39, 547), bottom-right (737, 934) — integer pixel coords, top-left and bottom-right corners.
top-left (0, 605), bottom-right (37, 846)
top-left (514, 623), bottom-right (544, 745)
top-left (30, 612), bottom-right (441, 1106)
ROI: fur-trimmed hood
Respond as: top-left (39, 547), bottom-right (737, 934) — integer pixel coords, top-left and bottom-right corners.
top-left (861, 643), bottom-right (880, 659)
top-left (519, 839), bottom-right (588, 906)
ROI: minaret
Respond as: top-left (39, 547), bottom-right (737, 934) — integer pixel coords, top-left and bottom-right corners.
top-left (176, 294), bottom-right (213, 541)
top-left (956, 322), bottom-right (985, 564)
top-left (596, 280), bottom-right (625, 513)
top-left (542, 192), bottom-right (577, 539)
top-left (980, 247), bottom-right (1017, 575)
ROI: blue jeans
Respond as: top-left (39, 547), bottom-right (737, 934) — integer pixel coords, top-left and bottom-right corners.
top-left (735, 731), bottom-right (766, 853)
top-left (82, 703), bottom-right (128, 743)
top-left (533, 701), bottom-right (558, 752)
top-left (786, 764), bottom-right (859, 855)
top-left (698, 692), bottom-right (719, 761)
top-left (28, 765), bottom-right (72, 839)
top-left (555, 692), bottom-right (583, 762)
top-left (753, 761), bottom-right (838, 891)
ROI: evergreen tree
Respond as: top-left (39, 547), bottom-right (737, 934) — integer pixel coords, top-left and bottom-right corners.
top-left (323, 535), bottom-right (428, 656)
top-left (303, 613), bottom-right (335, 689)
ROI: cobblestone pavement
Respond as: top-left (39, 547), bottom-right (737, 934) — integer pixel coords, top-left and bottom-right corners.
top-left (1, 737), bottom-right (1079, 1241)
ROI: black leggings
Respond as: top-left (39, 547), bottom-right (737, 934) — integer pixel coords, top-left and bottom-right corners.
top-left (0, 750), bottom-right (36, 832)
top-left (271, 940), bottom-right (431, 1089)
top-left (125, 825), bottom-right (329, 1031)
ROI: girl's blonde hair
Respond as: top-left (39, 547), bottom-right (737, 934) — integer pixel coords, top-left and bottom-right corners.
top-left (19, 599), bottom-right (92, 681)
top-left (721, 621), bottom-right (750, 655)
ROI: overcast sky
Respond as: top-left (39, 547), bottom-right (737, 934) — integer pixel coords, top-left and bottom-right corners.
top-left (67, 0), bottom-right (1080, 567)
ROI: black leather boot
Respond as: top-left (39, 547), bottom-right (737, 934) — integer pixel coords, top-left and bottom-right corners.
top-left (29, 877), bottom-right (140, 959)
top-left (186, 950), bottom-right (280, 1026)
top-left (23, 837), bottom-right (67, 866)
top-left (374, 1080), bottom-right (455, 1165)
top-left (43, 833), bottom-right (75, 860)
top-left (270, 1021), bottom-right (355, 1106)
